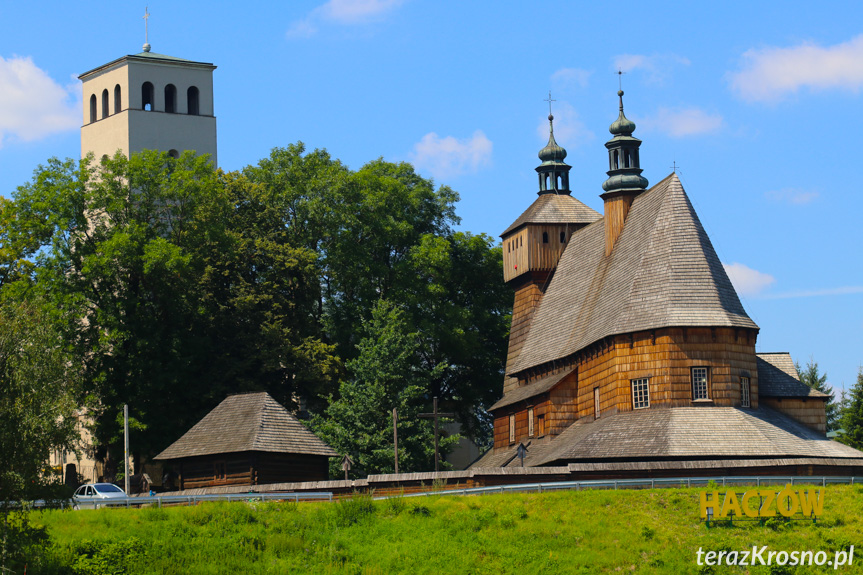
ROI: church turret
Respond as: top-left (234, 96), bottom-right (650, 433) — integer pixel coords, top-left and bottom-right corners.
top-left (536, 113), bottom-right (572, 194)
top-left (600, 90), bottom-right (647, 256)
top-left (499, 105), bottom-right (601, 394)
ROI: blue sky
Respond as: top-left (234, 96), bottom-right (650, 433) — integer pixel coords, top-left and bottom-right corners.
top-left (1, 1), bottom-right (862, 395)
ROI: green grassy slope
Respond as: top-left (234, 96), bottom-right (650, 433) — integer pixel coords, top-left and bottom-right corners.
top-left (31, 485), bottom-right (863, 574)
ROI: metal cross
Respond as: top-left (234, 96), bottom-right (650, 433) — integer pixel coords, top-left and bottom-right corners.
top-left (671, 160), bottom-right (679, 173)
top-left (418, 397), bottom-right (455, 472)
top-left (543, 91), bottom-right (556, 116)
top-left (617, 69), bottom-right (627, 90)
top-left (144, 7), bottom-right (150, 44)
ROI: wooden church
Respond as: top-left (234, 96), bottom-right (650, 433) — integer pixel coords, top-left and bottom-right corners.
top-left (474, 91), bottom-right (863, 475)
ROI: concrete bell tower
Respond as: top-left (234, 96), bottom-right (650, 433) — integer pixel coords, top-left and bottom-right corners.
top-left (79, 27), bottom-right (217, 165)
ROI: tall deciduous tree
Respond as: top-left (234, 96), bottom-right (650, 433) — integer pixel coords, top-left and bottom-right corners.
top-left (797, 358), bottom-right (839, 431)
top-left (0, 300), bottom-right (79, 570)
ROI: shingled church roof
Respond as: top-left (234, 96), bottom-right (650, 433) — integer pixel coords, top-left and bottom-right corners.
top-left (757, 352), bottom-right (828, 398)
top-left (502, 193), bottom-right (601, 236)
top-left (155, 392), bottom-right (337, 460)
top-left (509, 173), bottom-right (758, 375)
top-left (473, 406), bottom-right (863, 468)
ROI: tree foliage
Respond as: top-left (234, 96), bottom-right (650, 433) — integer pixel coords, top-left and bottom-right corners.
top-left (0, 300), bottom-right (79, 570)
top-left (797, 358), bottom-right (839, 431)
top-left (0, 143), bottom-right (508, 476)
top-left (313, 300), bottom-right (457, 477)
top-left (837, 368), bottom-right (863, 450)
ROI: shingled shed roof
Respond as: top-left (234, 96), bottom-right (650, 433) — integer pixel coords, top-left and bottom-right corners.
top-left (501, 193), bottom-right (601, 236)
top-left (155, 392), bottom-right (337, 460)
top-left (509, 173), bottom-right (758, 375)
top-left (472, 406), bottom-right (863, 468)
top-left (488, 367), bottom-right (574, 411)
top-left (757, 353), bottom-right (828, 398)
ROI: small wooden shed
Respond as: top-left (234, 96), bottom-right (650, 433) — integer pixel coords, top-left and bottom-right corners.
top-left (155, 392), bottom-right (337, 490)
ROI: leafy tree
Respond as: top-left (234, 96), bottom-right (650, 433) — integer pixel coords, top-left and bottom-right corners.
top-left (313, 300), bottom-right (457, 477)
top-left (1, 152), bottom-right (336, 469)
top-left (837, 368), bottom-right (863, 450)
top-left (0, 300), bottom-right (79, 571)
top-left (797, 358), bottom-right (839, 431)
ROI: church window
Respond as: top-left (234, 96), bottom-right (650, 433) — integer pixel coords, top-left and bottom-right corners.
top-left (101, 89), bottom-right (109, 119)
top-left (187, 86), bottom-right (200, 115)
top-left (528, 407), bottom-right (535, 437)
top-left (520, 236), bottom-right (522, 247)
top-left (508, 414), bottom-right (515, 444)
top-left (741, 377), bottom-right (751, 407)
top-left (594, 387), bottom-right (601, 418)
top-left (560, 231), bottom-right (566, 243)
top-left (624, 150), bottom-right (631, 168)
top-left (634, 149), bottom-right (639, 167)
top-left (613, 150), bottom-right (619, 170)
top-left (542, 232), bottom-right (549, 244)
top-left (537, 414), bottom-right (545, 436)
top-left (114, 84), bottom-right (122, 114)
top-left (89, 94), bottom-right (97, 123)
top-left (164, 84), bottom-right (177, 113)
top-left (556, 175), bottom-right (561, 189)
top-left (631, 378), bottom-right (650, 409)
top-left (142, 82), bottom-right (154, 111)
top-left (691, 367), bottom-right (709, 400)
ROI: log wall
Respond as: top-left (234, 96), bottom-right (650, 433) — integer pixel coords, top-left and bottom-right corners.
top-left (493, 326), bottom-right (763, 449)
top-left (761, 397), bottom-right (827, 433)
top-left (177, 451), bottom-right (331, 490)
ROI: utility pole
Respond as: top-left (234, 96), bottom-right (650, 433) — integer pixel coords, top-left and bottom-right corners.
top-left (123, 404), bottom-right (130, 495)
top-left (392, 408), bottom-right (399, 474)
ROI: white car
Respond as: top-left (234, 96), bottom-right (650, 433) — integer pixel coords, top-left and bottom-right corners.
top-left (72, 483), bottom-right (127, 509)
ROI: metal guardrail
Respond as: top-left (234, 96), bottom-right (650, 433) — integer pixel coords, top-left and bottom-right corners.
top-left (67, 491), bottom-right (333, 509)
top-left (377, 475), bottom-right (859, 500)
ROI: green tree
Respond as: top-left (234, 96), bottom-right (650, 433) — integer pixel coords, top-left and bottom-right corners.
top-left (1, 152), bottom-right (336, 469)
top-left (313, 300), bottom-right (457, 477)
top-left (838, 368), bottom-right (863, 450)
top-left (0, 300), bottom-right (79, 571)
top-left (797, 358), bottom-right (839, 431)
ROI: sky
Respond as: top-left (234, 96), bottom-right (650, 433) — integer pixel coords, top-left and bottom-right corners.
top-left (1, 1), bottom-right (862, 395)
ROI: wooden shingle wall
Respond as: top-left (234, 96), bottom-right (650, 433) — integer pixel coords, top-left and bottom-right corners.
top-left (761, 397), bottom-right (827, 433)
top-left (503, 277), bottom-right (547, 394)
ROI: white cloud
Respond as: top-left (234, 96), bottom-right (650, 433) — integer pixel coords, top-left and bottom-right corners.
top-left (765, 188), bottom-right (820, 205)
top-left (536, 101), bottom-right (593, 147)
top-left (287, 0), bottom-right (404, 38)
top-left (765, 286), bottom-right (863, 300)
top-left (0, 56), bottom-right (79, 147)
top-left (641, 107), bottom-right (723, 138)
top-left (410, 130), bottom-right (492, 180)
top-left (730, 35), bottom-right (863, 102)
top-left (723, 262), bottom-right (775, 297)
top-left (613, 53), bottom-right (690, 84)
top-left (551, 68), bottom-right (591, 90)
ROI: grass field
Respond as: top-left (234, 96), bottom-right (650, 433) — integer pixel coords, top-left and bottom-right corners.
top-left (28, 484), bottom-right (863, 574)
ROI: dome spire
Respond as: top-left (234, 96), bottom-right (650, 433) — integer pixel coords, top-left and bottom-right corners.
top-left (601, 88), bottom-right (647, 196)
top-left (535, 92), bottom-right (571, 195)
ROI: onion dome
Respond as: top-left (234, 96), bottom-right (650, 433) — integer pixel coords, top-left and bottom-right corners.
top-left (539, 114), bottom-right (567, 163)
top-left (609, 90), bottom-right (636, 136)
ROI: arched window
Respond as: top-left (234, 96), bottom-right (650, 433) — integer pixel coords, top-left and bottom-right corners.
top-left (613, 150), bottom-right (619, 170)
top-left (142, 82), bottom-right (154, 111)
top-left (624, 150), bottom-right (631, 168)
top-left (544, 175), bottom-right (550, 190)
top-left (542, 232), bottom-right (549, 244)
top-left (168, 149), bottom-right (180, 159)
top-left (187, 86), bottom-right (199, 115)
top-left (101, 89), bottom-right (109, 119)
top-left (89, 94), bottom-right (97, 123)
top-left (164, 84), bottom-right (177, 113)
top-left (556, 175), bottom-right (561, 189)
top-left (114, 84), bottom-right (122, 114)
